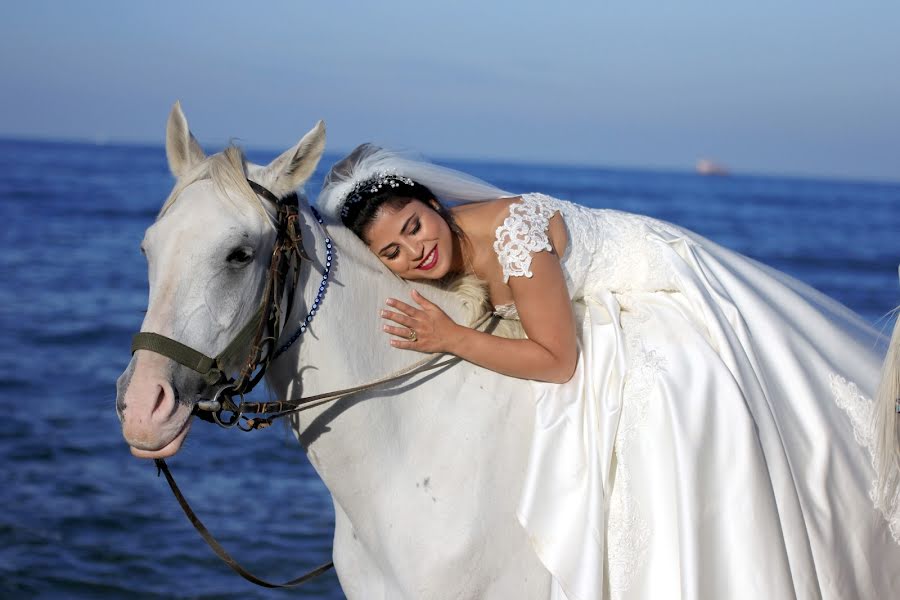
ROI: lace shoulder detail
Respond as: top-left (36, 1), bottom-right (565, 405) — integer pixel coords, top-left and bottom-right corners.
top-left (493, 194), bottom-right (558, 283)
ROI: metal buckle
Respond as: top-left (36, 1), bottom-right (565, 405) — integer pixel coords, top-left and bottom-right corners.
top-left (203, 383), bottom-right (243, 429)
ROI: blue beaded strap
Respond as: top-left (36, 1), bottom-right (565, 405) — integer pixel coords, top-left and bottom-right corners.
top-left (271, 206), bottom-right (332, 360)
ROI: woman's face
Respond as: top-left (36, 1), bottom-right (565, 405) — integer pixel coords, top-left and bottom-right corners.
top-left (364, 199), bottom-right (456, 280)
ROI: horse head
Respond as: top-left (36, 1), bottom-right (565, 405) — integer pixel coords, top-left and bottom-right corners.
top-left (115, 102), bottom-right (325, 458)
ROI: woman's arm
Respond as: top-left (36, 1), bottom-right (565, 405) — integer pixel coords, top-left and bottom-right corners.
top-left (382, 248), bottom-right (578, 383)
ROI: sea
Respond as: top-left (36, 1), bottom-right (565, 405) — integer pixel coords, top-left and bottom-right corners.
top-left (1, 138), bottom-right (898, 599)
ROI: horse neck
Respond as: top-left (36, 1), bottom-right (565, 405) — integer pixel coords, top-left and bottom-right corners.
top-left (266, 206), bottom-right (540, 577)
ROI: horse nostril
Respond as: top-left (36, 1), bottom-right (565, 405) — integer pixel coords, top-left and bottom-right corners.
top-left (150, 381), bottom-right (179, 421)
top-left (153, 385), bottom-right (166, 414)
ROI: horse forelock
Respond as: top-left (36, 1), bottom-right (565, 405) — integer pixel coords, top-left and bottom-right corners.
top-left (157, 145), bottom-right (276, 227)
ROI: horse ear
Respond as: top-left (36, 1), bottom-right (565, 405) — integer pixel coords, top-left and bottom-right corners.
top-left (165, 101), bottom-right (206, 178)
top-left (256, 120), bottom-right (326, 198)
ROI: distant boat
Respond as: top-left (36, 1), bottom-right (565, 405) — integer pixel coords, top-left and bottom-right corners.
top-left (696, 158), bottom-right (730, 176)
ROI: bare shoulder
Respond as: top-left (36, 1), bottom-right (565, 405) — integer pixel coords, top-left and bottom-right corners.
top-left (451, 196), bottom-right (524, 238)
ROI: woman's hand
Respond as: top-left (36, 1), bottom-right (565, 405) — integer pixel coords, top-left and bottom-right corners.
top-left (382, 289), bottom-right (462, 353)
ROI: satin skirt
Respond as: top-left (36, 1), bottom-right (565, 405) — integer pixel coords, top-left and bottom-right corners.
top-left (517, 231), bottom-right (899, 600)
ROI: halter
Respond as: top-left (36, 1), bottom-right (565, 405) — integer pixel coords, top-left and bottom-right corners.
top-left (130, 180), bottom-right (330, 428)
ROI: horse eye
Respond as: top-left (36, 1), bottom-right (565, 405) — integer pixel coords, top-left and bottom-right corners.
top-left (226, 247), bottom-right (254, 265)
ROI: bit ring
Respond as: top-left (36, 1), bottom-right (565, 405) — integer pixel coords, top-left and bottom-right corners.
top-left (209, 384), bottom-right (242, 428)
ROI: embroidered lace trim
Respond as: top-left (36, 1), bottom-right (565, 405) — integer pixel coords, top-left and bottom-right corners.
top-left (830, 372), bottom-right (900, 544)
top-left (493, 195), bottom-right (557, 283)
top-left (607, 311), bottom-right (664, 592)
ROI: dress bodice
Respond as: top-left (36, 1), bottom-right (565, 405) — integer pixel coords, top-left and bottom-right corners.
top-left (492, 193), bottom-right (685, 318)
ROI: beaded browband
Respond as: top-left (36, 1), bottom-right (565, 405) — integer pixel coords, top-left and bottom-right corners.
top-left (340, 171), bottom-right (415, 218)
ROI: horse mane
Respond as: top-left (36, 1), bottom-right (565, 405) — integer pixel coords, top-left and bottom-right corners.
top-left (157, 145), bottom-right (274, 224)
top-left (445, 275), bottom-right (525, 339)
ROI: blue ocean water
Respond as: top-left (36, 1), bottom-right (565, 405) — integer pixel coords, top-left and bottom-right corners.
top-left (0, 139), bottom-right (897, 599)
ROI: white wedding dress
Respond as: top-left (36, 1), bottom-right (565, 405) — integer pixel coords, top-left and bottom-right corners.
top-left (492, 194), bottom-right (899, 600)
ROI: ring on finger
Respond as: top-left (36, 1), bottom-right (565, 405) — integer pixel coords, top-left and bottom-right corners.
top-left (407, 328), bottom-right (417, 342)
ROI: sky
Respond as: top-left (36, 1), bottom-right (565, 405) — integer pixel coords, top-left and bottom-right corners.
top-left (1, 1), bottom-right (898, 181)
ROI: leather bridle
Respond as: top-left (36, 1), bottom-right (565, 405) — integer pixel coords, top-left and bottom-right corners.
top-left (131, 180), bottom-right (314, 429)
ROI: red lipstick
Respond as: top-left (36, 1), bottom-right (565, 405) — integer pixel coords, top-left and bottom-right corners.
top-left (417, 245), bottom-right (439, 270)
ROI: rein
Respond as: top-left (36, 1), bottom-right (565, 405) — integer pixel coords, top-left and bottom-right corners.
top-left (154, 458), bottom-right (335, 588)
top-left (132, 179), bottom-right (497, 589)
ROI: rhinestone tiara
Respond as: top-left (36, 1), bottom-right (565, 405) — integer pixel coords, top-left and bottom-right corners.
top-left (340, 171), bottom-right (415, 218)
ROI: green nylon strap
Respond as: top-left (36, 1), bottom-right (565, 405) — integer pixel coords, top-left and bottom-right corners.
top-left (131, 332), bottom-right (221, 383)
top-left (131, 304), bottom-right (266, 386)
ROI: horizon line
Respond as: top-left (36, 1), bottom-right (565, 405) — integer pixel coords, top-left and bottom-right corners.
top-left (2, 133), bottom-right (898, 188)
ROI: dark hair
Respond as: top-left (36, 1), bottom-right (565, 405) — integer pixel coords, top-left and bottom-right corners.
top-left (341, 178), bottom-right (466, 248)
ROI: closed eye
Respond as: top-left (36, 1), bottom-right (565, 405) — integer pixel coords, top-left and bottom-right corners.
top-left (384, 246), bottom-right (400, 260)
top-left (410, 218), bottom-right (421, 235)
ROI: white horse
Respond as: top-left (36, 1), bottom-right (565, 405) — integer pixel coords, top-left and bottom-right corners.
top-left (115, 103), bottom-right (550, 599)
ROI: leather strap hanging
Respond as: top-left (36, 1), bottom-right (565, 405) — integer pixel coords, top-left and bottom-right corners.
top-left (155, 459), bottom-right (334, 588)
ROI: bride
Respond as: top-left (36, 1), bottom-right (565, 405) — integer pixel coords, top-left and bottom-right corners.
top-left (316, 144), bottom-right (900, 599)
